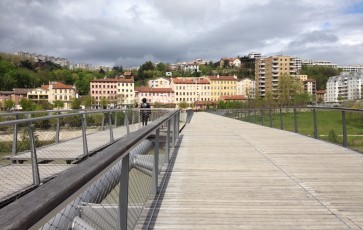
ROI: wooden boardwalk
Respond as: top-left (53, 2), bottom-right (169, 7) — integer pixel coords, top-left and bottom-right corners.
top-left (141, 112), bottom-right (363, 229)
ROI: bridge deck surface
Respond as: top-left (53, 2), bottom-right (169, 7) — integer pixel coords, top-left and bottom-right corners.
top-left (142, 112), bottom-right (363, 229)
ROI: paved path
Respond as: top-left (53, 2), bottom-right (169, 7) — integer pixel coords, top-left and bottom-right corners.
top-left (143, 112), bottom-right (363, 229)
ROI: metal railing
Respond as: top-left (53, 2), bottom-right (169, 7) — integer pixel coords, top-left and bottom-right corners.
top-left (0, 109), bottom-right (177, 207)
top-left (0, 109), bottom-right (185, 229)
top-left (210, 107), bottom-right (363, 153)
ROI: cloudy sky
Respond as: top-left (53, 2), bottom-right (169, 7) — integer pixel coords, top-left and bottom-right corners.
top-left (1, 0), bottom-right (363, 67)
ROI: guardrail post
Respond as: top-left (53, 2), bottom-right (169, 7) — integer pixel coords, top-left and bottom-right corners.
top-left (124, 111), bottom-right (130, 135)
top-left (56, 112), bottom-right (60, 143)
top-left (101, 112), bottom-right (105, 131)
top-left (313, 109), bottom-right (318, 139)
top-left (166, 119), bottom-right (171, 162)
top-left (279, 108), bottom-right (283, 130)
top-left (114, 111), bottom-right (118, 127)
top-left (294, 108), bottom-right (298, 133)
top-left (29, 122), bottom-right (40, 185)
top-left (12, 115), bottom-right (19, 162)
top-left (81, 113), bottom-right (89, 156)
top-left (132, 110), bottom-right (135, 124)
top-left (342, 111), bottom-right (348, 147)
top-left (108, 112), bottom-right (114, 143)
top-left (261, 109), bottom-right (264, 126)
top-left (269, 108), bottom-right (273, 127)
top-left (152, 128), bottom-right (160, 195)
top-left (118, 153), bottom-right (129, 230)
top-left (254, 109), bottom-right (257, 124)
top-left (172, 116), bottom-right (176, 148)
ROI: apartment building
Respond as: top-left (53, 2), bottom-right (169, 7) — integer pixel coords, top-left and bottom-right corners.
top-left (326, 74), bottom-right (348, 102)
top-left (237, 78), bottom-right (256, 98)
top-left (255, 55), bottom-right (297, 98)
top-left (339, 65), bottom-right (363, 73)
top-left (207, 75), bottom-right (238, 101)
top-left (170, 77), bottom-right (211, 104)
top-left (135, 87), bottom-right (174, 105)
top-left (90, 77), bottom-right (134, 107)
top-left (347, 73), bottom-right (363, 100)
top-left (148, 77), bottom-right (170, 88)
top-left (247, 52), bottom-right (261, 59)
top-left (303, 79), bottom-right (317, 95)
top-left (27, 82), bottom-right (77, 109)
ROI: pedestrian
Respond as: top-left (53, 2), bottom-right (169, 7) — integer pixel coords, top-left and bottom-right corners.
top-left (140, 98), bottom-right (151, 126)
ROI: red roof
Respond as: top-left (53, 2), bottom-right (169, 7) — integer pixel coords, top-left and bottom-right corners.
top-left (91, 78), bottom-right (134, 83)
top-left (304, 79), bottom-right (316, 82)
top-left (208, 76), bottom-right (237, 81)
top-left (172, 78), bottom-right (210, 84)
top-left (316, 90), bottom-right (326, 94)
top-left (135, 87), bottom-right (174, 93)
top-left (220, 95), bottom-right (247, 101)
top-left (41, 82), bottom-right (74, 90)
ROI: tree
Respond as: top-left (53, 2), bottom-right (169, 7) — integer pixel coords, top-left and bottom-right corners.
top-left (300, 65), bottom-right (340, 90)
top-left (81, 95), bottom-right (95, 109)
top-left (178, 101), bottom-right (189, 109)
top-left (20, 98), bottom-right (36, 111)
top-left (53, 100), bottom-right (65, 109)
top-left (70, 98), bottom-right (82, 109)
top-left (277, 74), bottom-right (303, 106)
top-left (4, 99), bottom-right (15, 110)
top-left (100, 96), bottom-right (109, 109)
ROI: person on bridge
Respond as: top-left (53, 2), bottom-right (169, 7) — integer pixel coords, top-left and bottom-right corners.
top-left (140, 98), bottom-right (151, 126)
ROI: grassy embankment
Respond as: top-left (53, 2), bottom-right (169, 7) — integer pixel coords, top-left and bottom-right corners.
top-left (240, 109), bottom-right (363, 152)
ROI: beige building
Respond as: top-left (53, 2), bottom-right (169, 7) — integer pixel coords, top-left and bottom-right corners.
top-left (148, 77), bottom-right (170, 88)
top-left (90, 77), bottom-right (134, 107)
top-left (303, 79), bottom-right (317, 95)
top-left (237, 78), bottom-right (256, 99)
top-left (135, 87), bottom-right (174, 105)
top-left (220, 58), bottom-right (241, 68)
top-left (255, 55), bottom-right (297, 98)
top-left (207, 75), bottom-right (238, 101)
top-left (27, 82), bottom-right (77, 109)
top-left (170, 77), bottom-right (211, 104)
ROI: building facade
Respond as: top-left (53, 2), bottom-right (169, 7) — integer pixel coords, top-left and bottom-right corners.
top-left (148, 77), bottom-right (170, 88)
top-left (27, 82), bottom-right (77, 109)
top-left (170, 77), bottom-right (211, 104)
top-left (255, 55), bottom-right (297, 98)
top-left (90, 77), bottom-right (134, 107)
top-left (237, 78), bottom-right (256, 98)
top-left (207, 76), bottom-right (238, 101)
top-left (135, 87), bottom-right (174, 105)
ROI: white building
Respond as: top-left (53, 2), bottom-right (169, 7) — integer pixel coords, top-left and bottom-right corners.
top-left (135, 87), bottom-right (175, 105)
top-left (339, 65), bottom-right (363, 73)
top-left (325, 72), bottom-right (363, 102)
top-left (347, 73), bottom-right (363, 100)
top-left (247, 52), bottom-right (261, 59)
top-left (237, 78), bottom-right (256, 98)
top-left (302, 60), bottom-right (338, 69)
top-left (148, 77), bottom-right (170, 88)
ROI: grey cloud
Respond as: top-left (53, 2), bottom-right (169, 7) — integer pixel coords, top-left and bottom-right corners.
top-left (288, 31), bottom-right (339, 48)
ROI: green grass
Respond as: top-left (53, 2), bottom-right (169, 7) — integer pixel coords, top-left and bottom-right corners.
top-left (235, 109), bottom-right (363, 152)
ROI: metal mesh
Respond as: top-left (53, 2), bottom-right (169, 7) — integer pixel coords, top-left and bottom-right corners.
top-left (0, 109), bottom-right (179, 229)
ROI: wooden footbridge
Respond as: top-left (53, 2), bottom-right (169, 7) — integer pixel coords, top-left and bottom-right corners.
top-left (0, 110), bottom-right (363, 229)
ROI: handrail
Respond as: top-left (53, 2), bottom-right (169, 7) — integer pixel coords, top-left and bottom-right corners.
top-left (0, 109), bottom-right (180, 229)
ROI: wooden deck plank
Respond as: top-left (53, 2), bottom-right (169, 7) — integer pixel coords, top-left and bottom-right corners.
top-left (137, 112), bottom-right (363, 229)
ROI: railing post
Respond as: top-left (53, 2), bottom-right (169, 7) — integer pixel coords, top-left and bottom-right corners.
top-left (109, 112), bottom-right (114, 143)
top-left (342, 111), bottom-right (348, 147)
top-left (279, 108), bottom-right (283, 130)
top-left (166, 119), bottom-right (171, 162)
top-left (313, 109), bottom-right (318, 139)
top-left (124, 111), bottom-right (130, 135)
top-left (254, 109), bottom-right (257, 124)
top-left (294, 108), bottom-right (298, 133)
top-left (132, 110), bottom-right (135, 124)
top-left (172, 116), bottom-right (176, 148)
top-left (152, 128), bottom-right (160, 195)
top-left (56, 112), bottom-right (60, 143)
top-left (269, 108), bottom-right (273, 128)
top-left (261, 109), bottom-right (264, 126)
top-left (118, 153), bottom-right (129, 230)
top-left (12, 115), bottom-right (18, 162)
top-left (81, 113), bottom-right (89, 156)
top-left (29, 122), bottom-right (40, 186)
top-left (114, 111), bottom-right (118, 127)
top-left (101, 112), bottom-right (105, 131)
